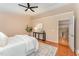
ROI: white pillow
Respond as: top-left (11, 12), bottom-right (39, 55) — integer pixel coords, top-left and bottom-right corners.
top-left (0, 32), bottom-right (8, 46)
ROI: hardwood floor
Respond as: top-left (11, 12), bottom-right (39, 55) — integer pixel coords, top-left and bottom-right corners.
top-left (39, 40), bottom-right (76, 56)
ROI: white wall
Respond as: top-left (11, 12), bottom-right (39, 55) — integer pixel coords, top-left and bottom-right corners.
top-left (32, 11), bottom-right (74, 43)
top-left (0, 12), bottom-right (31, 36)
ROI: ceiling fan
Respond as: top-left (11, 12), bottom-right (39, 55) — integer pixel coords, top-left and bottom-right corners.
top-left (18, 3), bottom-right (38, 12)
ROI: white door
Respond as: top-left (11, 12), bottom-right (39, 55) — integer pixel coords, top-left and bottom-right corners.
top-left (69, 16), bottom-right (75, 52)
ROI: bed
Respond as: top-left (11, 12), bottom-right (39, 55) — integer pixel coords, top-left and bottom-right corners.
top-left (0, 32), bottom-right (39, 56)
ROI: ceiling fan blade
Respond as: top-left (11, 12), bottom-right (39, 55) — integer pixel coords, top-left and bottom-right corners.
top-left (25, 9), bottom-right (28, 11)
top-left (27, 3), bottom-right (30, 8)
top-left (18, 4), bottom-right (27, 8)
top-left (30, 6), bottom-right (38, 8)
top-left (30, 8), bottom-right (35, 12)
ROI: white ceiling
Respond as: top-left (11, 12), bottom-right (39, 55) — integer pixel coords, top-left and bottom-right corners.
top-left (0, 3), bottom-right (68, 16)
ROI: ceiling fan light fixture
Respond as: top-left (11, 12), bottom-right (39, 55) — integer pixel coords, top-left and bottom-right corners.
top-left (18, 3), bottom-right (38, 12)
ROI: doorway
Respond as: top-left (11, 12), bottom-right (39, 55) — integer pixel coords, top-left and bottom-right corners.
top-left (58, 16), bottom-right (75, 53)
top-left (59, 20), bottom-right (69, 46)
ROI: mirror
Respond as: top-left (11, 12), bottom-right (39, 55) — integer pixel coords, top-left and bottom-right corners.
top-left (34, 23), bottom-right (44, 32)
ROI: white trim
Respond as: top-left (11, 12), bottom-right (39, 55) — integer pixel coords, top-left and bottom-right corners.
top-left (76, 49), bottom-right (79, 56)
top-left (76, 50), bottom-right (79, 53)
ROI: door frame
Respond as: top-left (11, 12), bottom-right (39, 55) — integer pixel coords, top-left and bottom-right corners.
top-left (58, 16), bottom-right (76, 53)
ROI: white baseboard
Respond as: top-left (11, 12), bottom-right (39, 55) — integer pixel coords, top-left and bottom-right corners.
top-left (46, 39), bottom-right (58, 43)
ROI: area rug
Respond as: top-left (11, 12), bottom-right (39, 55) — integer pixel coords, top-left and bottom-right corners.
top-left (28, 42), bottom-right (57, 56)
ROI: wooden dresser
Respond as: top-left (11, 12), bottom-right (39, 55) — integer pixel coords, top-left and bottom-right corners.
top-left (33, 32), bottom-right (46, 41)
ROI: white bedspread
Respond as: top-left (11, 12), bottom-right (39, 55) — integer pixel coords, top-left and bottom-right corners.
top-left (0, 35), bottom-right (39, 56)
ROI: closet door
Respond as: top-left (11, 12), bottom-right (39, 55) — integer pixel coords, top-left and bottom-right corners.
top-left (69, 16), bottom-right (75, 52)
